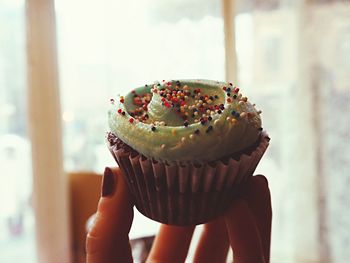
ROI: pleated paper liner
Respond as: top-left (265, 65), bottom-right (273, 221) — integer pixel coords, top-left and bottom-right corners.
top-left (107, 132), bottom-right (270, 226)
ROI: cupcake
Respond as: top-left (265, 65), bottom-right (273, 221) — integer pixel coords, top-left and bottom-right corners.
top-left (107, 79), bottom-right (269, 225)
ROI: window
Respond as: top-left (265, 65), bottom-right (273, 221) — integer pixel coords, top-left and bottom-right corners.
top-left (55, 0), bottom-right (225, 252)
top-left (55, 0), bottom-right (225, 173)
top-left (0, 1), bottom-right (36, 262)
top-left (2, 0), bottom-right (349, 262)
top-left (236, 1), bottom-right (350, 262)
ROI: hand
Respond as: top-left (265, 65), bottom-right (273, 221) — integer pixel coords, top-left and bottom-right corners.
top-left (86, 167), bottom-right (272, 263)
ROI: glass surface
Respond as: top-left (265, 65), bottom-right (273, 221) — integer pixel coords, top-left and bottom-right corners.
top-left (55, 0), bottom-right (224, 258)
top-left (312, 4), bottom-right (350, 262)
top-left (236, 2), bottom-right (350, 262)
top-left (55, 0), bottom-right (350, 262)
top-left (55, 0), bottom-right (225, 172)
top-left (0, 0), bottom-right (36, 262)
top-left (235, 9), bottom-right (294, 262)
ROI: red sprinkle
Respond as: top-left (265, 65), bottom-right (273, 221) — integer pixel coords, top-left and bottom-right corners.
top-left (234, 87), bottom-right (239, 93)
top-left (133, 97), bottom-right (143, 106)
top-left (129, 118), bottom-right (134, 123)
top-left (223, 86), bottom-right (227, 91)
top-left (227, 98), bottom-right (232, 103)
top-left (117, 108), bottom-right (122, 114)
top-left (120, 98), bottom-right (125, 103)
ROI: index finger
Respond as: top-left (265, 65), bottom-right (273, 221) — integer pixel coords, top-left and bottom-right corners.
top-left (86, 167), bottom-right (134, 263)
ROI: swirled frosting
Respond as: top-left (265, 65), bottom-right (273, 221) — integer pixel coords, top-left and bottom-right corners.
top-left (108, 79), bottom-right (262, 163)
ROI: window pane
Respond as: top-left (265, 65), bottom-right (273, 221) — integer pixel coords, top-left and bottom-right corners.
top-left (310, 3), bottom-right (350, 262)
top-left (236, 1), bottom-right (350, 263)
top-left (55, 0), bottom-right (224, 259)
top-left (0, 1), bottom-right (36, 262)
top-left (55, 0), bottom-right (224, 172)
top-left (236, 9), bottom-right (295, 262)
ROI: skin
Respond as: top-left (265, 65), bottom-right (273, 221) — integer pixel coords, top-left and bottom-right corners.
top-left (86, 167), bottom-right (272, 263)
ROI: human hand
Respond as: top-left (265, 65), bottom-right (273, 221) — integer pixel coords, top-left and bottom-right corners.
top-left (86, 167), bottom-right (271, 263)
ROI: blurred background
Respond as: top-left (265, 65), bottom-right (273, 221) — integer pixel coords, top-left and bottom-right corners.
top-left (1, 0), bottom-right (350, 262)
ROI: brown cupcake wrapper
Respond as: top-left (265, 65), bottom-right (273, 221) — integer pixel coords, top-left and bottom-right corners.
top-left (108, 132), bottom-right (269, 226)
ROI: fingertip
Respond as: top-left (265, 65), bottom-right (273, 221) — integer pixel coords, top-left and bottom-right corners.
top-left (240, 175), bottom-right (270, 198)
top-left (94, 167), bottom-right (134, 235)
top-left (254, 174), bottom-right (269, 188)
top-left (86, 167), bottom-right (134, 263)
top-left (101, 167), bottom-right (117, 197)
top-left (104, 166), bottom-right (113, 175)
top-left (108, 167), bottom-right (133, 203)
top-left (241, 175), bottom-right (272, 216)
top-left (98, 167), bottom-right (134, 217)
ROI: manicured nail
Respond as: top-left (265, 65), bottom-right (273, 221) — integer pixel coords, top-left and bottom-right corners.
top-left (102, 167), bottom-right (116, 197)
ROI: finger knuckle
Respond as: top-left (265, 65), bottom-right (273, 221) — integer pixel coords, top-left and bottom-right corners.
top-left (86, 234), bottom-right (102, 255)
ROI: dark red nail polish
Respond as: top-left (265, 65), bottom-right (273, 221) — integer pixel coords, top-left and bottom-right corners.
top-left (102, 167), bottom-right (116, 197)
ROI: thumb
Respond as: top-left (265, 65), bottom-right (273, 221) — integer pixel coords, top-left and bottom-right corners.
top-left (86, 167), bottom-right (134, 263)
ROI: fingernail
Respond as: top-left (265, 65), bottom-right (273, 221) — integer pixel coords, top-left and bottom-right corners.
top-left (102, 167), bottom-right (117, 197)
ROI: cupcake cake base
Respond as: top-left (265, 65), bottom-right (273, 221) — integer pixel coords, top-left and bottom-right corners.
top-left (107, 131), bottom-right (270, 226)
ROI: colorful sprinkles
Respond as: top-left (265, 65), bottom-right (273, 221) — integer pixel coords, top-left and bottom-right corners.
top-left (111, 80), bottom-right (262, 145)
